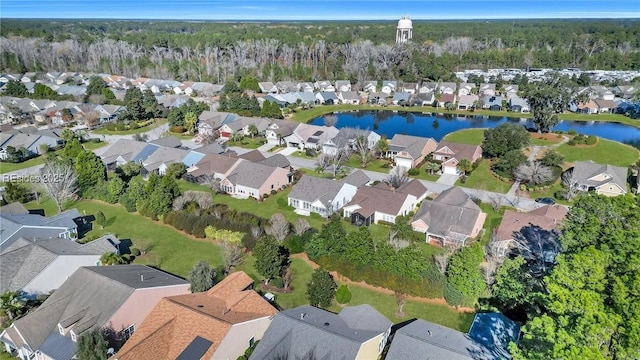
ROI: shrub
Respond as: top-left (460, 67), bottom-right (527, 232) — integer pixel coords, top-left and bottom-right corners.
top-left (276, 197), bottom-right (287, 208)
top-left (568, 129), bottom-right (578, 136)
top-left (586, 135), bottom-right (597, 145)
top-left (444, 282), bottom-right (464, 307)
top-left (129, 122), bottom-right (140, 129)
top-left (408, 168), bottom-right (420, 176)
top-left (270, 189), bottom-right (277, 195)
top-left (271, 277), bottom-right (284, 289)
top-left (129, 247), bottom-right (141, 256)
top-left (335, 284), bottom-right (352, 304)
top-left (90, 138), bottom-right (101, 143)
top-left (170, 125), bottom-right (186, 133)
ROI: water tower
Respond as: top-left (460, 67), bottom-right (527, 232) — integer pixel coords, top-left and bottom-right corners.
top-left (396, 16), bottom-right (413, 44)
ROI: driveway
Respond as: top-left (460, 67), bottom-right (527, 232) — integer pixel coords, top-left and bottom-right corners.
top-left (436, 173), bottom-right (459, 185)
top-left (278, 147), bottom-right (298, 156)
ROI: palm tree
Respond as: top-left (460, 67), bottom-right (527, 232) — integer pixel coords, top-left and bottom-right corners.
top-left (100, 252), bottom-right (126, 265)
top-left (457, 158), bottom-right (473, 176)
top-left (247, 124), bottom-right (259, 138)
top-left (426, 161), bottom-right (441, 175)
top-left (0, 291), bottom-right (26, 320)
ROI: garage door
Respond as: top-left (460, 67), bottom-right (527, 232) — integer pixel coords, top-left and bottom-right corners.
top-left (443, 165), bottom-right (458, 175)
top-left (395, 157), bottom-right (413, 169)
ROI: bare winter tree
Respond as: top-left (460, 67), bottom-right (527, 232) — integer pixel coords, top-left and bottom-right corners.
top-left (293, 218), bottom-right (311, 236)
top-left (395, 292), bottom-right (407, 318)
top-left (327, 148), bottom-right (351, 178)
top-left (386, 166), bottom-right (409, 189)
top-left (282, 266), bottom-right (293, 291)
top-left (314, 153), bottom-right (331, 173)
top-left (194, 130), bottom-right (220, 145)
top-left (514, 162), bottom-right (553, 185)
top-left (434, 252), bottom-right (452, 276)
top-left (486, 192), bottom-right (502, 212)
top-left (561, 169), bottom-right (580, 201)
top-left (323, 114), bottom-right (338, 127)
top-left (250, 225), bottom-right (264, 239)
top-left (200, 174), bottom-right (222, 193)
top-left (353, 135), bottom-right (373, 168)
top-left (172, 190), bottom-right (213, 212)
top-left (513, 224), bottom-right (561, 277)
top-left (481, 238), bottom-right (505, 286)
top-left (40, 161), bottom-right (78, 212)
top-left (222, 241), bottom-right (245, 273)
top-left (265, 213), bottom-right (290, 243)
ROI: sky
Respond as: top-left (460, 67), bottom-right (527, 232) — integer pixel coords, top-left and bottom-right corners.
top-left (1, 0), bottom-right (639, 20)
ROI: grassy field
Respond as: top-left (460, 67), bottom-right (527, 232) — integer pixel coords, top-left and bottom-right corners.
top-left (93, 119), bottom-right (167, 135)
top-left (289, 104), bottom-right (638, 128)
top-left (557, 138), bottom-right (640, 167)
top-left (456, 160), bottom-right (512, 194)
top-left (478, 203), bottom-right (506, 245)
top-left (226, 137), bottom-right (266, 149)
top-left (82, 141), bottom-right (109, 151)
top-left (0, 156), bottom-right (45, 174)
top-left (347, 155), bottom-right (393, 173)
top-left (443, 128), bottom-right (485, 145)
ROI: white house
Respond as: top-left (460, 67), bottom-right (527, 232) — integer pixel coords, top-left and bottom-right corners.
top-left (288, 176), bottom-right (358, 217)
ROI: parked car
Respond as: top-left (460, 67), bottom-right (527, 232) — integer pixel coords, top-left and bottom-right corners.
top-left (535, 197), bottom-right (556, 205)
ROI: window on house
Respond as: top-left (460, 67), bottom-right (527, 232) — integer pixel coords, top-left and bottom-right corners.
top-left (249, 336), bottom-right (255, 348)
top-left (70, 331), bottom-right (77, 342)
top-left (58, 324), bottom-right (64, 335)
top-left (124, 324), bottom-right (135, 340)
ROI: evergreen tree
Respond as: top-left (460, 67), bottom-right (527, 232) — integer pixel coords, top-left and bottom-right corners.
top-left (253, 236), bottom-right (289, 285)
top-left (76, 329), bottom-right (108, 360)
top-left (306, 268), bottom-right (337, 308)
top-left (189, 261), bottom-right (217, 293)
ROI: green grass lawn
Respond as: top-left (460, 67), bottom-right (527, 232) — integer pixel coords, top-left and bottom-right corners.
top-left (82, 141), bottom-right (109, 151)
top-left (443, 128), bottom-right (485, 145)
top-left (226, 137), bottom-right (266, 149)
top-left (290, 150), bottom-right (317, 159)
top-left (0, 156), bottom-right (45, 174)
top-left (347, 155), bottom-right (393, 173)
top-left (93, 119), bottom-right (167, 135)
top-left (456, 160), bottom-right (512, 194)
top-left (410, 168), bottom-right (441, 182)
top-left (478, 203), bottom-right (506, 245)
top-left (557, 138), bottom-right (640, 167)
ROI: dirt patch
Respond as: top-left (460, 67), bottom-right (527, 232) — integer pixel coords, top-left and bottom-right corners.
top-left (292, 253), bottom-right (475, 313)
top-left (530, 133), bottom-right (564, 143)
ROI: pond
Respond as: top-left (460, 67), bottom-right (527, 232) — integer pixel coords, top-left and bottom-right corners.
top-left (310, 111), bottom-right (640, 148)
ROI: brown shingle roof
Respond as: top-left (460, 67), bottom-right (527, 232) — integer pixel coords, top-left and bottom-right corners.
top-left (495, 205), bottom-right (568, 241)
top-left (188, 153), bottom-right (243, 178)
top-left (115, 271), bottom-right (277, 360)
top-left (434, 140), bottom-right (481, 162)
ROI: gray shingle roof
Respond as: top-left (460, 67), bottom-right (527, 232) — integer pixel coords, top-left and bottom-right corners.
top-left (150, 136), bottom-right (182, 148)
top-left (412, 187), bottom-right (483, 239)
top-left (99, 139), bottom-right (149, 164)
top-left (11, 265), bottom-right (188, 355)
top-left (389, 134), bottom-right (436, 160)
top-left (259, 154), bottom-right (291, 169)
top-left (289, 176), bottom-right (345, 204)
top-left (571, 160), bottom-right (628, 192)
top-left (226, 161), bottom-right (280, 190)
top-left (341, 170), bottom-right (371, 187)
top-left (0, 209), bottom-right (81, 251)
top-left (250, 305), bottom-right (390, 360)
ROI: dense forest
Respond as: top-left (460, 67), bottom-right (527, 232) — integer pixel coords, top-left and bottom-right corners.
top-left (1, 19), bottom-right (639, 83)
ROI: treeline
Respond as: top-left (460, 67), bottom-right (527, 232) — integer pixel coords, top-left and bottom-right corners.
top-left (1, 20), bottom-right (638, 83)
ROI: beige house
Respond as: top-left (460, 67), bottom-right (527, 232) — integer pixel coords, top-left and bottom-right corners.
top-left (412, 187), bottom-right (486, 247)
top-left (386, 134), bottom-right (437, 169)
top-left (250, 304), bottom-right (392, 360)
top-left (0, 265), bottom-right (189, 360)
top-left (115, 271), bottom-right (277, 360)
top-left (570, 161), bottom-right (628, 196)
top-left (222, 161), bottom-right (291, 200)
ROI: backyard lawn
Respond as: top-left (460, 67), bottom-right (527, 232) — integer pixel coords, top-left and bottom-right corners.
top-left (557, 138), bottom-right (640, 167)
top-left (226, 137), bottom-right (266, 149)
top-left (0, 156), bottom-right (45, 174)
top-left (456, 160), bottom-right (512, 194)
top-left (93, 119), bottom-right (167, 136)
top-left (347, 155), bottom-right (393, 173)
top-left (82, 141), bottom-right (109, 151)
top-left (443, 128), bottom-right (485, 145)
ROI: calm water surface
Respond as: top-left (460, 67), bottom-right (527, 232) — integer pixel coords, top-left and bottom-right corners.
top-left (310, 111), bottom-right (640, 148)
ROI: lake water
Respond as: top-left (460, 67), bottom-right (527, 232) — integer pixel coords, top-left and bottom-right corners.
top-left (310, 111), bottom-right (640, 148)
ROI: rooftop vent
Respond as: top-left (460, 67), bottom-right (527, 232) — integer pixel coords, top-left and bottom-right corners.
top-left (324, 322), bottom-right (330, 326)
top-left (197, 304), bottom-right (204, 308)
top-left (300, 313), bottom-right (307, 320)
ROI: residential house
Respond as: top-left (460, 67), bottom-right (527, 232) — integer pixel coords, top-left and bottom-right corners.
top-left (218, 117), bottom-right (270, 139)
top-left (432, 140), bottom-right (482, 175)
top-left (343, 180), bottom-right (427, 226)
top-left (368, 92), bottom-right (386, 105)
top-left (492, 205), bottom-right (568, 257)
top-left (457, 83), bottom-right (476, 97)
top-left (479, 83), bottom-right (497, 97)
top-left (386, 134), bottom-right (437, 169)
top-left (0, 131), bottom-right (61, 160)
top-left (258, 82), bottom-right (278, 94)
top-left (21, 73), bottom-right (37, 83)
top-left (338, 91), bottom-right (360, 105)
top-left (114, 271), bottom-right (277, 360)
top-left (590, 85), bottom-right (615, 100)
top-left (335, 80), bottom-right (352, 92)
top-left (402, 82), bottom-right (418, 94)
top-left (149, 136), bottom-right (182, 148)
top-left (288, 175), bottom-right (358, 217)
top-left (411, 187), bottom-right (487, 246)
top-left (314, 80), bottom-right (334, 92)
top-left (172, 82), bottom-right (194, 96)
top-left (284, 123), bottom-right (339, 150)
top-left (197, 111), bottom-right (237, 136)
top-left (180, 150), bottom-right (207, 169)
top-left (438, 82), bottom-right (457, 95)
top-left (412, 92), bottom-right (435, 106)
top-left (502, 84), bottom-right (519, 98)
top-left (341, 170), bottom-right (372, 188)
top-left (191, 82), bottom-right (224, 97)
top-left (593, 98), bottom-right (618, 113)
top-left (571, 99), bottom-right (599, 114)
top-left (457, 94), bottom-right (479, 110)
top-left (362, 80), bottom-right (377, 92)
top-left (322, 128), bottom-right (381, 156)
top-left (315, 91), bottom-right (339, 105)
top-left (418, 82), bottom-right (438, 94)
top-left (94, 104), bottom-right (123, 123)
top-left (570, 160), bottom-right (628, 196)
top-left (258, 154), bottom-right (293, 173)
top-left (381, 80), bottom-right (397, 95)
top-left (482, 95), bottom-right (503, 111)
top-left (275, 81), bottom-right (297, 93)
top-left (438, 93), bottom-right (457, 108)
top-left (392, 92), bottom-right (411, 105)
top-left (99, 139), bottom-right (150, 170)
top-left (250, 305), bottom-right (392, 360)
top-left (140, 146), bottom-right (190, 177)
top-left (0, 265), bottom-right (189, 360)
top-left (265, 119), bottom-right (299, 145)
top-left (237, 149), bottom-right (266, 163)
top-left (613, 85), bottom-right (636, 99)
top-left (509, 96), bottom-right (530, 113)
top-left (222, 161), bottom-right (290, 200)
top-left (0, 208), bottom-right (83, 251)
top-left (0, 235), bottom-right (120, 296)
top-left (386, 313), bottom-right (520, 360)
top-left (297, 82), bottom-right (314, 93)
top-left (186, 153), bottom-right (243, 183)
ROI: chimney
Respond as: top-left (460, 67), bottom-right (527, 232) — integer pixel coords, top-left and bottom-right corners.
top-left (428, 330), bottom-right (432, 337)
top-left (301, 313), bottom-right (306, 320)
